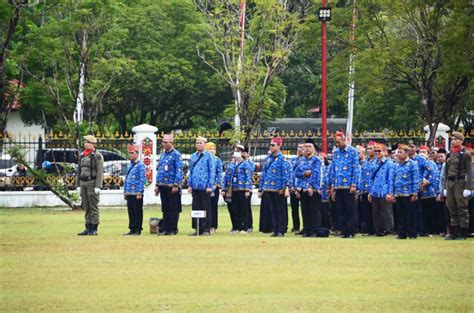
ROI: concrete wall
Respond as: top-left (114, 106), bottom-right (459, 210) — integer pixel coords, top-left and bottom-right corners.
top-left (0, 189), bottom-right (265, 208)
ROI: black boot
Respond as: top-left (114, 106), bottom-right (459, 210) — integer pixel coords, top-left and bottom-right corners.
top-left (445, 226), bottom-right (458, 240)
top-left (455, 227), bottom-right (468, 240)
top-left (77, 224), bottom-right (90, 236)
top-left (89, 224), bottom-right (98, 236)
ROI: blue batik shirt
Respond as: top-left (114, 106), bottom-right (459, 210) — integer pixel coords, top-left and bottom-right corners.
top-left (329, 145), bottom-right (360, 189)
top-left (124, 160), bottom-right (146, 194)
top-left (411, 154), bottom-right (430, 188)
top-left (359, 157), bottom-right (376, 193)
top-left (213, 156), bottom-right (223, 189)
top-left (369, 157), bottom-right (394, 198)
top-left (259, 151), bottom-right (290, 192)
top-left (290, 156), bottom-right (303, 189)
top-left (223, 160), bottom-right (253, 191)
top-left (187, 150), bottom-right (216, 191)
top-left (321, 164), bottom-right (329, 202)
top-left (156, 148), bottom-right (183, 187)
top-left (421, 159), bottom-right (438, 199)
top-left (389, 158), bottom-right (420, 197)
top-left (294, 155), bottom-right (323, 192)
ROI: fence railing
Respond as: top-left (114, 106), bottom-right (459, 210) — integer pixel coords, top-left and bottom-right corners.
top-left (1, 128), bottom-right (472, 191)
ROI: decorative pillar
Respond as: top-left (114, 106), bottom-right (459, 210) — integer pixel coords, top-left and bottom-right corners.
top-left (132, 124), bottom-right (158, 205)
top-left (424, 123), bottom-right (450, 151)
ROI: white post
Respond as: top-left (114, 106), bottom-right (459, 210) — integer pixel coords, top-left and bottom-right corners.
top-left (132, 124), bottom-right (158, 205)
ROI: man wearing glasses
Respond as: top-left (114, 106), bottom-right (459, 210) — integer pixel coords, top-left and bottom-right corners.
top-left (155, 134), bottom-right (183, 235)
top-left (444, 132), bottom-right (472, 240)
top-left (123, 145), bottom-right (146, 236)
top-left (368, 143), bottom-right (394, 236)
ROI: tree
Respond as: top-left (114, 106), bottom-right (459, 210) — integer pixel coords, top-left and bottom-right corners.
top-left (17, 0), bottom-right (125, 134)
top-left (0, 0), bottom-right (35, 135)
top-left (195, 0), bottom-right (310, 143)
top-left (101, 0), bottom-right (231, 134)
top-left (354, 0), bottom-right (473, 144)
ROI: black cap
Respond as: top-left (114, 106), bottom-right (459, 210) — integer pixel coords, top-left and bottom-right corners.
top-left (305, 138), bottom-right (318, 150)
top-left (438, 148), bottom-right (447, 154)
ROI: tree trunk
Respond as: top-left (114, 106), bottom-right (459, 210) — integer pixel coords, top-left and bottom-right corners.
top-left (427, 122), bottom-right (439, 147)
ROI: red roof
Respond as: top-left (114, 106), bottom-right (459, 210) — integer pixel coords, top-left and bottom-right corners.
top-left (4, 80), bottom-right (24, 110)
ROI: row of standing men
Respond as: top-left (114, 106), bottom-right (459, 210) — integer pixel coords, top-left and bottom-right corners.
top-left (76, 131), bottom-right (472, 240)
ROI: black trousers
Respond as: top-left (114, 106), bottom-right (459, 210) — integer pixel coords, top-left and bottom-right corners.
top-left (300, 192), bottom-right (322, 235)
top-left (126, 195), bottom-right (143, 232)
top-left (421, 197), bottom-right (437, 234)
top-left (264, 191), bottom-right (287, 234)
top-left (359, 193), bottom-right (373, 234)
top-left (290, 193), bottom-right (301, 230)
top-left (159, 186), bottom-right (180, 232)
top-left (371, 196), bottom-right (394, 234)
top-left (247, 193), bottom-right (253, 229)
top-left (210, 187), bottom-right (220, 229)
top-left (321, 202), bottom-right (330, 229)
top-left (329, 198), bottom-right (338, 231)
top-left (396, 196), bottom-right (417, 238)
top-left (335, 189), bottom-right (356, 237)
top-left (415, 196), bottom-right (424, 235)
top-left (232, 190), bottom-right (249, 231)
top-left (259, 194), bottom-right (272, 233)
top-left (191, 190), bottom-right (211, 233)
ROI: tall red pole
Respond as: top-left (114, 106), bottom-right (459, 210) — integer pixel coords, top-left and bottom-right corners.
top-left (321, 0), bottom-right (328, 154)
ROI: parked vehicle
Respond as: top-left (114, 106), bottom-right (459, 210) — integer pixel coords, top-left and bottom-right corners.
top-left (0, 155), bottom-right (17, 177)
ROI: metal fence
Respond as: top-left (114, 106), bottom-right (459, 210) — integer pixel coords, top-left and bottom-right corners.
top-left (1, 129), bottom-right (472, 191)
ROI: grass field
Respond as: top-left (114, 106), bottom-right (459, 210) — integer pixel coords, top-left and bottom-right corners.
top-left (1, 206), bottom-right (473, 312)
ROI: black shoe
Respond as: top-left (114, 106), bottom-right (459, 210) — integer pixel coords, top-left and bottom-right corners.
top-left (133, 231), bottom-right (141, 236)
top-left (123, 230), bottom-right (135, 236)
top-left (294, 231), bottom-right (304, 236)
top-left (397, 235), bottom-right (407, 240)
top-left (342, 234), bottom-right (354, 239)
top-left (270, 232), bottom-right (278, 237)
top-left (276, 233), bottom-right (284, 237)
top-left (78, 224), bottom-right (90, 236)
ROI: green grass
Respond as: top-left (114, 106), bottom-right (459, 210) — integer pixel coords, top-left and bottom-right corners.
top-left (1, 207), bottom-right (473, 312)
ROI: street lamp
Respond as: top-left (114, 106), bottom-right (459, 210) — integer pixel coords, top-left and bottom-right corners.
top-left (319, 4), bottom-right (331, 154)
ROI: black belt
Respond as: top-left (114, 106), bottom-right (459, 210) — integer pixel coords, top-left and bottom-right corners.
top-left (447, 175), bottom-right (466, 181)
top-left (80, 176), bottom-right (96, 181)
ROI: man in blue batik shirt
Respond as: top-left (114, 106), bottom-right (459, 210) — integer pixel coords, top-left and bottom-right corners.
top-left (294, 139), bottom-right (323, 237)
top-left (290, 143), bottom-right (305, 233)
top-left (123, 145), bottom-right (146, 236)
top-left (368, 143), bottom-right (394, 236)
top-left (329, 131), bottom-right (360, 238)
top-left (388, 144), bottom-right (420, 239)
top-left (358, 142), bottom-right (376, 234)
top-left (222, 144), bottom-right (253, 233)
top-left (187, 136), bottom-right (216, 236)
top-left (206, 142), bottom-right (222, 233)
top-left (155, 134), bottom-right (183, 235)
top-left (258, 137), bottom-right (290, 237)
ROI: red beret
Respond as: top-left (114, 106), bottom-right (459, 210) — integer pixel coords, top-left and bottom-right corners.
top-left (271, 137), bottom-right (283, 146)
top-left (418, 145), bottom-right (429, 151)
top-left (333, 131), bottom-right (345, 139)
top-left (128, 145), bottom-right (139, 153)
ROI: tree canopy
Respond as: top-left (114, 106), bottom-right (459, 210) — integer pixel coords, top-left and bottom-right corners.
top-left (1, 0), bottom-right (471, 140)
